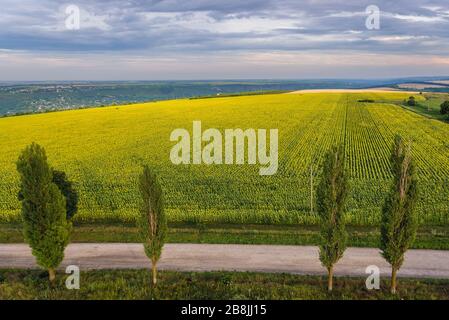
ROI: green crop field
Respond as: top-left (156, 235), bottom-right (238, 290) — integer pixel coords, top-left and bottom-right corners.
top-left (1, 92), bottom-right (448, 226)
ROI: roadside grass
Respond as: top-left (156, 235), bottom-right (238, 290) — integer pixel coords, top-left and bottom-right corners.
top-left (1, 223), bottom-right (448, 250)
top-left (0, 269), bottom-right (448, 300)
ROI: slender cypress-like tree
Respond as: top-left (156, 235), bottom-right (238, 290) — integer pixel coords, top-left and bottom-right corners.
top-left (16, 143), bottom-right (71, 282)
top-left (138, 165), bottom-right (167, 285)
top-left (317, 145), bottom-right (348, 292)
top-left (381, 135), bottom-right (418, 294)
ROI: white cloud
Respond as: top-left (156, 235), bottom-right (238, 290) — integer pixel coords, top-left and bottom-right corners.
top-left (369, 35), bottom-right (431, 42)
top-left (389, 13), bottom-right (446, 23)
top-left (140, 11), bottom-right (305, 34)
top-left (326, 11), bottom-right (365, 18)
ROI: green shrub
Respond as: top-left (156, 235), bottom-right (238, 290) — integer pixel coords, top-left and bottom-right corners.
top-left (52, 170), bottom-right (79, 220)
top-left (407, 96), bottom-right (416, 106)
top-left (440, 101), bottom-right (449, 115)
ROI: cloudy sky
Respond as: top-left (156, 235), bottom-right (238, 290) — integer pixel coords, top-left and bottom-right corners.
top-left (1, 0), bottom-right (449, 80)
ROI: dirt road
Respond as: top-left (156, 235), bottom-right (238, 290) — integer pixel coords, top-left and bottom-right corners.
top-left (1, 243), bottom-right (448, 278)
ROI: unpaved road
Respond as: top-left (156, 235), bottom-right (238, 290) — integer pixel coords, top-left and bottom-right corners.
top-left (1, 244), bottom-right (448, 279)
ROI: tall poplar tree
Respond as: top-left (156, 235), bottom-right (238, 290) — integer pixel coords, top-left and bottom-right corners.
top-left (16, 143), bottom-right (71, 282)
top-left (138, 165), bottom-right (167, 285)
top-left (381, 135), bottom-right (419, 294)
top-left (317, 145), bottom-right (348, 292)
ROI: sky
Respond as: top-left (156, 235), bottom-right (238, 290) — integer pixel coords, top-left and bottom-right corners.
top-left (0, 0), bottom-right (449, 80)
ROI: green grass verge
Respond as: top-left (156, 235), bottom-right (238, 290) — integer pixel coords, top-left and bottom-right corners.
top-left (0, 269), bottom-right (448, 300)
top-left (1, 223), bottom-right (448, 249)
top-left (399, 93), bottom-right (449, 121)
